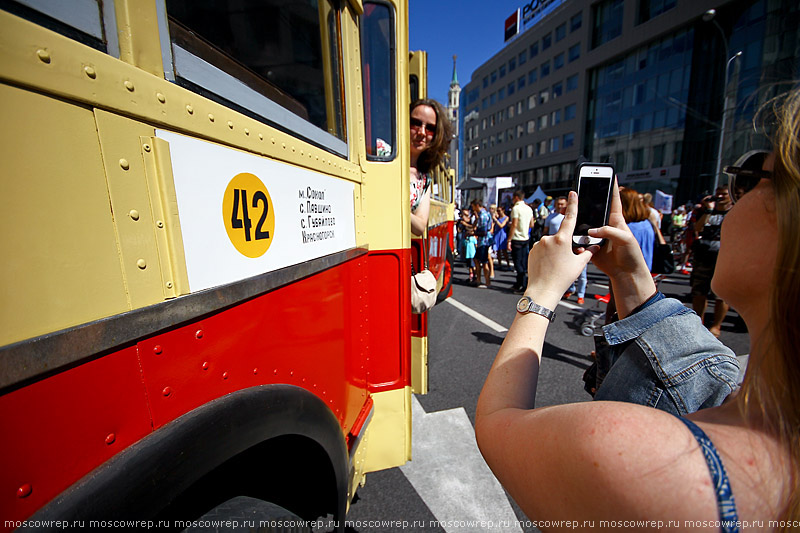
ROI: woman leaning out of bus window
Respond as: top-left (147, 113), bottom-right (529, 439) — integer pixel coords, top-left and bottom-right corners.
top-left (410, 99), bottom-right (452, 236)
top-left (476, 88), bottom-right (800, 528)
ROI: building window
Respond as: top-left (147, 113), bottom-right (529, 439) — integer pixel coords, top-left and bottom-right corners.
top-left (519, 50), bottom-right (527, 65)
top-left (491, 70), bottom-right (497, 83)
top-left (530, 42), bottom-right (539, 58)
top-left (538, 140), bottom-right (547, 155)
top-left (528, 69), bottom-right (538, 84)
top-left (551, 137), bottom-right (560, 152)
top-left (566, 74), bottom-right (579, 92)
top-left (517, 124), bottom-right (524, 137)
top-left (565, 103), bottom-right (577, 120)
top-left (552, 109), bottom-right (562, 125)
top-left (539, 89), bottom-right (549, 104)
top-left (568, 43), bottom-right (581, 62)
top-left (508, 82), bottom-right (515, 96)
top-left (509, 58), bottom-right (517, 72)
top-left (637, 0), bottom-right (676, 24)
top-left (508, 127), bottom-right (514, 140)
top-left (555, 23), bottom-right (567, 42)
top-left (483, 76), bottom-right (488, 88)
top-left (563, 132), bottom-right (575, 148)
top-left (527, 119), bottom-right (536, 133)
top-left (652, 143), bottom-right (665, 167)
top-left (517, 100), bottom-right (524, 114)
top-left (552, 82), bottom-right (563, 99)
top-left (499, 88), bottom-right (506, 100)
top-left (490, 93), bottom-right (496, 105)
top-left (528, 95), bottom-right (537, 110)
top-left (541, 61), bottom-right (550, 78)
top-left (508, 105), bottom-right (515, 118)
top-left (518, 76), bottom-right (526, 90)
top-left (517, 147), bottom-right (523, 160)
top-left (539, 114), bottom-right (548, 129)
top-left (632, 148), bottom-right (645, 170)
top-left (499, 65), bottom-right (507, 78)
top-left (592, 0), bottom-right (624, 49)
top-left (571, 12), bottom-right (583, 32)
top-left (527, 144), bottom-right (535, 157)
top-left (554, 53), bottom-right (564, 71)
top-left (542, 33), bottom-right (552, 50)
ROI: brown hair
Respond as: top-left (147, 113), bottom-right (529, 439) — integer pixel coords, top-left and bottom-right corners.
top-left (411, 99), bottom-right (453, 174)
top-left (619, 188), bottom-right (649, 223)
top-left (737, 88), bottom-right (800, 528)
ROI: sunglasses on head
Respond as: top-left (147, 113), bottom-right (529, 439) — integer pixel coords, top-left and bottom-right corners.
top-left (410, 117), bottom-right (436, 135)
top-left (723, 150), bottom-right (772, 203)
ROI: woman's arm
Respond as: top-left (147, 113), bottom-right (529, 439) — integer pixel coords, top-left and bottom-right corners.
top-left (411, 188), bottom-right (430, 237)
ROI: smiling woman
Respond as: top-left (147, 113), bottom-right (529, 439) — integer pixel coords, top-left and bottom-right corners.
top-left (409, 98), bottom-right (452, 236)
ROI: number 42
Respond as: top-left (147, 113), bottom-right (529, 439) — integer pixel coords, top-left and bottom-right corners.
top-left (230, 188), bottom-right (270, 241)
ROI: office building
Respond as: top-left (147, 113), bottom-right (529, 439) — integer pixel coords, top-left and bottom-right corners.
top-left (460, 0), bottom-right (799, 203)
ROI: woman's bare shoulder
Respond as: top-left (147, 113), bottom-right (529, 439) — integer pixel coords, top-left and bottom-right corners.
top-left (479, 401), bottom-right (720, 524)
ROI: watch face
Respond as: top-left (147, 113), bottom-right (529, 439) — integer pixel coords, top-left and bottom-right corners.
top-left (516, 296), bottom-right (531, 313)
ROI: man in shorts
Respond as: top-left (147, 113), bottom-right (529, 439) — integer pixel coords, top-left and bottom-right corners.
top-left (471, 199), bottom-right (493, 287)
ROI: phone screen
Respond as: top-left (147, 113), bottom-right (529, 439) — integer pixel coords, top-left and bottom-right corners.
top-left (574, 167), bottom-right (613, 239)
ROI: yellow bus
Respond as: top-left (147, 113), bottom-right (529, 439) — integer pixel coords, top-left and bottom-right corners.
top-left (0, 0), bottom-right (452, 529)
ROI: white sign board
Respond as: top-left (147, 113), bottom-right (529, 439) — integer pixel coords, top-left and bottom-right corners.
top-left (158, 130), bottom-right (356, 292)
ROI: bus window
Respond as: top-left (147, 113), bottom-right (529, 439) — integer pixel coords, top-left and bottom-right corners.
top-left (166, 0), bottom-right (346, 154)
top-left (361, 1), bottom-right (396, 160)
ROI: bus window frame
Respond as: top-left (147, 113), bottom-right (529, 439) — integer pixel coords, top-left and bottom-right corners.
top-left (360, 0), bottom-right (397, 162)
top-left (5, 0), bottom-right (119, 56)
top-left (159, 0), bottom-right (349, 159)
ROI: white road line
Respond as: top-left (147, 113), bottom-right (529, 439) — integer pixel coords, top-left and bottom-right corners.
top-left (445, 298), bottom-right (508, 332)
top-left (557, 300), bottom-right (583, 311)
top-left (401, 397), bottom-right (523, 533)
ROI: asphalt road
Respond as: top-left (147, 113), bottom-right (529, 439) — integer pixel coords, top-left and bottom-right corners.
top-left (346, 256), bottom-right (751, 533)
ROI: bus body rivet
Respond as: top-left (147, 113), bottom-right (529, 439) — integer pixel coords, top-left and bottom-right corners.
top-left (137, 259), bottom-right (147, 269)
top-left (37, 49), bottom-right (51, 63)
top-left (253, 368), bottom-right (258, 375)
top-left (208, 114), bottom-right (215, 122)
top-left (157, 220), bottom-right (164, 228)
top-left (119, 159), bottom-right (130, 170)
top-left (202, 362), bottom-right (209, 370)
top-left (244, 128), bottom-right (250, 135)
top-left (273, 369), bottom-right (278, 375)
top-left (154, 345), bottom-right (162, 355)
top-left (124, 80), bottom-right (134, 91)
top-left (166, 281), bottom-right (173, 289)
top-left (222, 372), bottom-right (229, 380)
top-left (129, 210), bottom-right (139, 220)
top-left (186, 104), bottom-right (193, 114)
top-left (84, 66), bottom-right (96, 79)
top-left (196, 330), bottom-right (203, 339)
top-left (143, 144), bottom-right (151, 152)
top-left (157, 92), bottom-right (166, 103)
top-left (162, 387), bottom-right (171, 396)
top-left (227, 121), bottom-right (234, 129)
top-left (105, 433), bottom-right (116, 445)
top-left (17, 484), bottom-right (32, 498)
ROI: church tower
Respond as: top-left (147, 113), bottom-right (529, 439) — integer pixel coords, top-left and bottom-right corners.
top-left (447, 55), bottom-right (461, 180)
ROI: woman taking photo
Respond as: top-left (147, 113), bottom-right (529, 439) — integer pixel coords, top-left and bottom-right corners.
top-left (476, 90), bottom-right (800, 528)
top-left (410, 99), bottom-right (452, 236)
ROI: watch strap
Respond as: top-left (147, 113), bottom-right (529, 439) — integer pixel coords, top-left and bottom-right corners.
top-left (516, 296), bottom-right (556, 322)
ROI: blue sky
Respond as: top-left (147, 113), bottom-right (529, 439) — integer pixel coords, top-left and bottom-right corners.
top-left (409, 0), bottom-right (528, 105)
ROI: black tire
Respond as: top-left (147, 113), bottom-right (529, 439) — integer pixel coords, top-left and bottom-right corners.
top-left (183, 496), bottom-right (314, 533)
top-left (436, 245), bottom-right (454, 304)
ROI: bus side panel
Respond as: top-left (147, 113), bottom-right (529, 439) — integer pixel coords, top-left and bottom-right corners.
top-left (138, 261), bottom-right (368, 432)
top-left (0, 347), bottom-right (151, 525)
top-left (365, 250), bottom-right (410, 393)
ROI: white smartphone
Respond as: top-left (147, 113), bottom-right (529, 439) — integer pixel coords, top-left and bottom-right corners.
top-left (572, 163), bottom-right (615, 247)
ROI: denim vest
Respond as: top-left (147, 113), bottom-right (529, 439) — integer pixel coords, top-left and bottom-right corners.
top-left (593, 298), bottom-right (740, 415)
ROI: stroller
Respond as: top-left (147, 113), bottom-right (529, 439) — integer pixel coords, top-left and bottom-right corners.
top-left (576, 293), bottom-right (611, 337)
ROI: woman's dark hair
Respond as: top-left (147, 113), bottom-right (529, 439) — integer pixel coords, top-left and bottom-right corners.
top-left (411, 99), bottom-right (453, 174)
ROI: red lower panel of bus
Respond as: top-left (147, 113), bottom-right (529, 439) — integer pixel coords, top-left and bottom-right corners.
top-left (0, 249), bottom-right (410, 526)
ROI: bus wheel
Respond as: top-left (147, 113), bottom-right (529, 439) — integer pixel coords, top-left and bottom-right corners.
top-left (183, 496), bottom-right (313, 532)
top-left (436, 245), bottom-right (454, 304)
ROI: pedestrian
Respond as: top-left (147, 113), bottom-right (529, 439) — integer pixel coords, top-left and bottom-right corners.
top-left (472, 199), bottom-right (493, 288)
top-left (690, 184), bottom-right (735, 337)
top-left (476, 88), bottom-right (800, 524)
top-left (461, 210), bottom-right (477, 282)
top-left (620, 187), bottom-right (655, 270)
top-left (488, 204), bottom-right (498, 280)
top-left (506, 190), bottom-right (534, 293)
top-left (492, 205), bottom-right (511, 270)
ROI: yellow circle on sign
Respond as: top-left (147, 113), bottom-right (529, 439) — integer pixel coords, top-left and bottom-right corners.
top-left (222, 173), bottom-right (275, 258)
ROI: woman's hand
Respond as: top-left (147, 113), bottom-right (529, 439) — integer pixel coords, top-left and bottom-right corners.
top-left (525, 192), bottom-right (593, 308)
top-left (588, 179), bottom-right (656, 317)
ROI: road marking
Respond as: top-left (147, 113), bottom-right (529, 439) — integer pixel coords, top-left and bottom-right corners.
top-left (401, 396), bottom-right (523, 533)
top-left (558, 300), bottom-right (583, 311)
top-left (445, 298), bottom-right (508, 332)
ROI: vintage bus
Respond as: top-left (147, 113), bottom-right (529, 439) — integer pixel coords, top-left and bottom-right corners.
top-left (0, 0), bottom-right (454, 529)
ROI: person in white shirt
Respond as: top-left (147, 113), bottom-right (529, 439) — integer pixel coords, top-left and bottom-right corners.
top-left (506, 190), bottom-right (534, 293)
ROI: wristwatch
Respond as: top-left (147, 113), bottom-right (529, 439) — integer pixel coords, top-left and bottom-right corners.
top-left (516, 296), bottom-right (556, 322)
